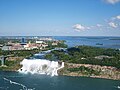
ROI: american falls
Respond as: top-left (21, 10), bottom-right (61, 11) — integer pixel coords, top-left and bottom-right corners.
top-left (18, 59), bottom-right (64, 76)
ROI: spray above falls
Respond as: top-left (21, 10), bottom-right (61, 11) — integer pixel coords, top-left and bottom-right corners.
top-left (18, 59), bottom-right (64, 76)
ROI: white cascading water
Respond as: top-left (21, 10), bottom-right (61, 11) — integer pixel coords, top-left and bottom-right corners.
top-left (18, 59), bottom-right (64, 76)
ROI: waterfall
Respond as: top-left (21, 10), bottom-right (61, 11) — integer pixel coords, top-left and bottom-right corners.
top-left (18, 59), bottom-right (64, 76)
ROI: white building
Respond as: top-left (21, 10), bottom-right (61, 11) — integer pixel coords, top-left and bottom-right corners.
top-left (36, 40), bottom-right (43, 44)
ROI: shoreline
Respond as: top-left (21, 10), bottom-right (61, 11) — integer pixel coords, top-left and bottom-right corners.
top-left (58, 63), bottom-right (120, 80)
top-left (61, 74), bottom-right (120, 81)
top-left (0, 69), bottom-right (120, 81)
top-left (1, 64), bottom-right (120, 81)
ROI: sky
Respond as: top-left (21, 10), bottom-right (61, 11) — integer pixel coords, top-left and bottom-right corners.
top-left (0, 0), bottom-right (120, 36)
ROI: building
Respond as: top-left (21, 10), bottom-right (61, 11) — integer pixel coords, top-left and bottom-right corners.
top-left (52, 41), bottom-right (58, 46)
top-left (2, 45), bottom-right (11, 50)
top-left (0, 44), bottom-right (3, 49)
top-left (36, 40), bottom-right (43, 44)
top-left (20, 38), bottom-right (27, 45)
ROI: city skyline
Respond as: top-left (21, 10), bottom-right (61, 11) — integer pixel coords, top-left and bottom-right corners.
top-left (0, 0), bottom-right (120, 36)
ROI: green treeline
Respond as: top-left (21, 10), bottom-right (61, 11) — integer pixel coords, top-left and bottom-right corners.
top-left (67, 66), bottom-right (100, 75)
top-left (45, 46), bottom-right (120, 69)
top-left (0, 49), bottom-right (40, 57)
top-left (46, 40), bottom-right (68, 49)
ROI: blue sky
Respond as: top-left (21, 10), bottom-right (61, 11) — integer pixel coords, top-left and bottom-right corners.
top-left (0, 0), bottom-right (120, 36)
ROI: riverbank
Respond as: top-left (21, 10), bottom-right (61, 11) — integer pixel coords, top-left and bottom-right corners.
top-left (58, 63), bottom-right (120, 80)
top-left (0, 60), bottom-right (120, 80)
top-left (0, 57), bottom-right (23, 71)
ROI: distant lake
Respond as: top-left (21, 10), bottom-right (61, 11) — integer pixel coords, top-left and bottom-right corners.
top-left (53, 36), bottom-right (120, 49)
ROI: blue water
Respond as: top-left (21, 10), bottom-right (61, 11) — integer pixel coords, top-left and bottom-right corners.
top-left (53, 36), bottom-right (120, 49)
top-left (0, 71), bottom-right (120, 90)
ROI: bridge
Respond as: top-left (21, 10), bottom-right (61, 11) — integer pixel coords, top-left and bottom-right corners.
top-left (0, 55), bottom-right (13, 66)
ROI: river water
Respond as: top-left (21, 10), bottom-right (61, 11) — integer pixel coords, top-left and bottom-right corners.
top-left (0, 71), bottom-right (120, 90)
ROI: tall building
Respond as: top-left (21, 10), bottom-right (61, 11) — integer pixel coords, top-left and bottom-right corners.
top-left (20, 38), bottom-right (27, 45)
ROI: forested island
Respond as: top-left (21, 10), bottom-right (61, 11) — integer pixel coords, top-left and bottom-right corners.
top-left (45, 46), bottom-right (120, 68)
top-left (45, 46), bottom-right (120, 80)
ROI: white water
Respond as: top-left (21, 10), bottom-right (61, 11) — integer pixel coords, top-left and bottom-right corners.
top-left (18, 59), bottom-right (64, 76)
top-left (3, 77), bottom-right (35, 90)
top-left (118, 86), bottom-right (120, 89)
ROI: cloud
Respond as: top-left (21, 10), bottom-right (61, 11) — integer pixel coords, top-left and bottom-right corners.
top-left (73, 15), bottom-right (120, 32)
top-left (116, 15), bottom-right (120, 20)
top-left (73, 24), bottom-right (104, 32)
top-left (96, 24), bottom-right (103, 27)
top-left (104, 0), bottom-right (120, 4)
top-left (73, 24), bottom-right (90, 31)
top-left (111, 15), bottom-right (120, 20)
top-left (108, 22), bottom-right (118, 28)
top-left (109, 15), bottom-right (120, 28)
